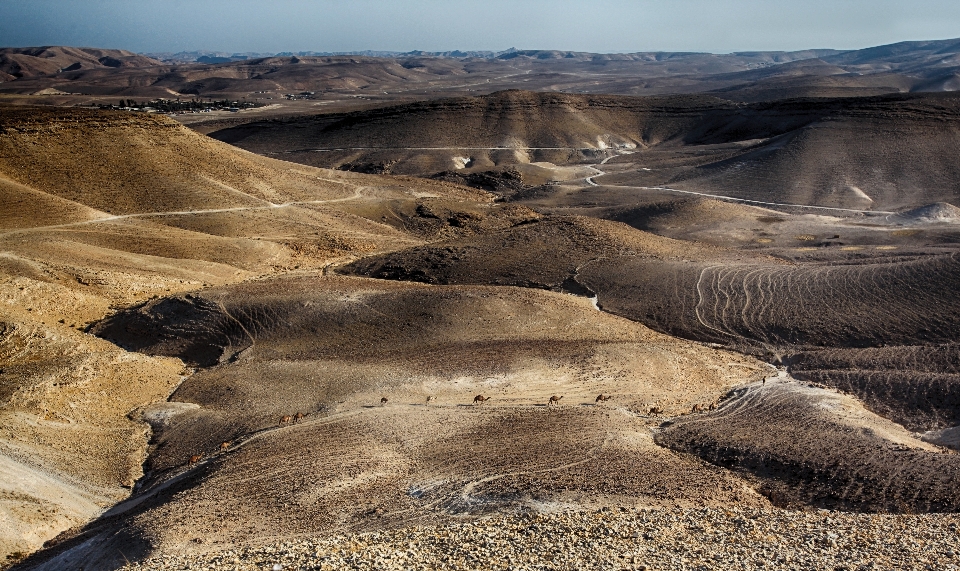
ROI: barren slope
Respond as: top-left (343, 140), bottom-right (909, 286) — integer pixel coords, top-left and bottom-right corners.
top-left (25, 276), bottom-right (768, 569)
top-left (4, 38), bottom-right (960, 102)
top-left (4, 46), bottom-right (960, 570)
top-left (657, 376), bottom-right (960, 512)
top-left (0, 47), bottom-right (160, 81)
top-left (788, 344), bottom-right (960, 433)
top-left (0, 108), bottom-right (499, 563)
top-left (342, 213), bottom-right (960, 469)
top-left (344, 217), bottom-right (960, 353)
top-left (210, 91), bottom-right (960, 210)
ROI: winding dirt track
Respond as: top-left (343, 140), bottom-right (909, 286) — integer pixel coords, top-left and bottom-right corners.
top-left (0, 180), bottom-right (366, 239)
top-left (583, 157), bottom-right (894, 214)
top-left (657, 376), bottom-right (960, 512)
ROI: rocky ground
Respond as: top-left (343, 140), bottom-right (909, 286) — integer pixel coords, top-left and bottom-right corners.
top-left (119, 507), bottom-right (960, 571)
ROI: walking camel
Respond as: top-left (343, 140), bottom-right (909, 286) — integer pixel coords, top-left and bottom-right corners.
top-left (595, 394), bottom-right (613, 403)
top-left (473, 395), bottom-right (491, 405)
top-left (189, 454), bottom-right (202, 464)
top-left (219, 441), bottom-right (231, 452)
top-left (548, 395), bottom-right (564, 406)
top-left (279, 414), bottom-right (292, 426)
top-left (380, 397), bottom-right (388, 406)
top-left (294, 412), bottom-right (307, 423)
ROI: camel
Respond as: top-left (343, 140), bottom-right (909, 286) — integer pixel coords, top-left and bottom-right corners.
top-left (473, 395), bottom-right (491, 405)
top-left (692, 403), bottom-right (704, 413)
top-left (189, 454), bottom-right (202, 464)
top-left (294, 412), bottom-right (307, 423)
top-left (279, 414), bottom-right (292, 426)
top-left (426, 395), bottom-right (435, 404)
top-left (380, 397), bottom-right (388, 406)
top-left (648, 406), bottom-right (663, 415)
top-left (595, 394), bottom-right (613, 403)
top-left (219, 441), bottom-right (231, 452)
top-left (548, 395), bottom-right (564, 406)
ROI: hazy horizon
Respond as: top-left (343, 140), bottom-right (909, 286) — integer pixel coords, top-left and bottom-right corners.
top-left (3, 0), bottom-right (960, 55)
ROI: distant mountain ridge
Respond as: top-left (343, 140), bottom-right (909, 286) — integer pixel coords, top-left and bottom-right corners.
top-left (139, 38), bottom-right (960, 65)
top-left (144, 48), bottom-right (523, 62)
top-left (0, 46), bottom-right (160, 81)
top-left (3, 38), bottom-right (960, 102)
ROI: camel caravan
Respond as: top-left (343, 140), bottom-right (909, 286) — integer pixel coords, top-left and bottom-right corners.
top-left (280, 412), bottom-right (309, 425)
top-left (184, 392), bottom-right (725, 468)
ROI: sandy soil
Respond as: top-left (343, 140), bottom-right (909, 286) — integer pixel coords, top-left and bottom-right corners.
top-left (0, 108), bottom-right (502, 563)
top-left (4, 94), bottom-right (960, 571)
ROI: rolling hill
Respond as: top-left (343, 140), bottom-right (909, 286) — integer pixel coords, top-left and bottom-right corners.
top-left (5, 38), bottom-right (960, 571)
top-left (209, 90), bottom-right (960, 210)
top-left (2, 38), bottom-right (960, 103)
top-left (0, 107), bottom-right (500, 562)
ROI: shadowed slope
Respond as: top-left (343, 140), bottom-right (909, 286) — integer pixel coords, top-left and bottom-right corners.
top-left (22, 276), bottom-right (769, 569)
top-left (211, 91), bottom-right (960, 210)
top-left (670, 99), bottom-right (960, 210)
top-left (0, 47), bottom-right (160, 80)
top-left (0, 108), bottom-right (496, 562)
top-left (788, 344), bottom-right (960, 433)
top-left (4, 39), bottom-right (960, 100)
top-left (342, 215), bottom-right (739, 289)
top-left (344, 217), bottom-right (960, 351)
top-left (657, 377), bottom-right (960, 512)
top-left (580, 252), bottom-right (960, 349)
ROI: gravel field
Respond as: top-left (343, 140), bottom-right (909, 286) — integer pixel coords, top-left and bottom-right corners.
top-left (120, 507), bottom-right (960, 571)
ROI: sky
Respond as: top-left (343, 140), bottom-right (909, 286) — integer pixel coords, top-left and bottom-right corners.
top-left (2, 0), bottom-right (960, 55)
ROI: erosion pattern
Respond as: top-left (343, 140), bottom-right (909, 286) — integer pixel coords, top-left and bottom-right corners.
top-left (4, 72), bottom-right (960, 570)
top-left (344, 222), bottom-right (960, 350)
top-left (342, 213), bottom-right (960, 516)
top-left (0, 108), bottom-right (509, 563)
top-left (209, 91), bottom-right (960, 210)
top-left (656, 379), bottom-right (960, 513)
top-left (5, 38), bottom-right (960, 100)
top-left (787, 344), bottom-right (960, 432)
top-left (26, 276), bottom-right (770, 569)
top-left (580, 253), bottom-right (960, 348)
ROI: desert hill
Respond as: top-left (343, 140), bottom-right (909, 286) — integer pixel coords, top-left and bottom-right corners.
top-left (210, 90), bottom-right (718, 156)
top-left (0, 47), bottom-right (160, 81)
top-left (342, 217), bottom-right (960, 350)
top-left (209, 90), bottom-right (960, 210)
top-left (12, 275), bottom-right (768, 570)
top-left (25, 273), bottom-right (960, 568)
top-left (2, 38), bottom-right (960, 110)
top-left (339, 211), bottom-right (960, 521)
top-left (657, 377), bottom-right (960, 512)
top-left (0, 107), bottom-right (508, 562)
top-left (4, 40), bottom-right (960, 571)
top-left (0, 53), bottom-right (476, 99)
